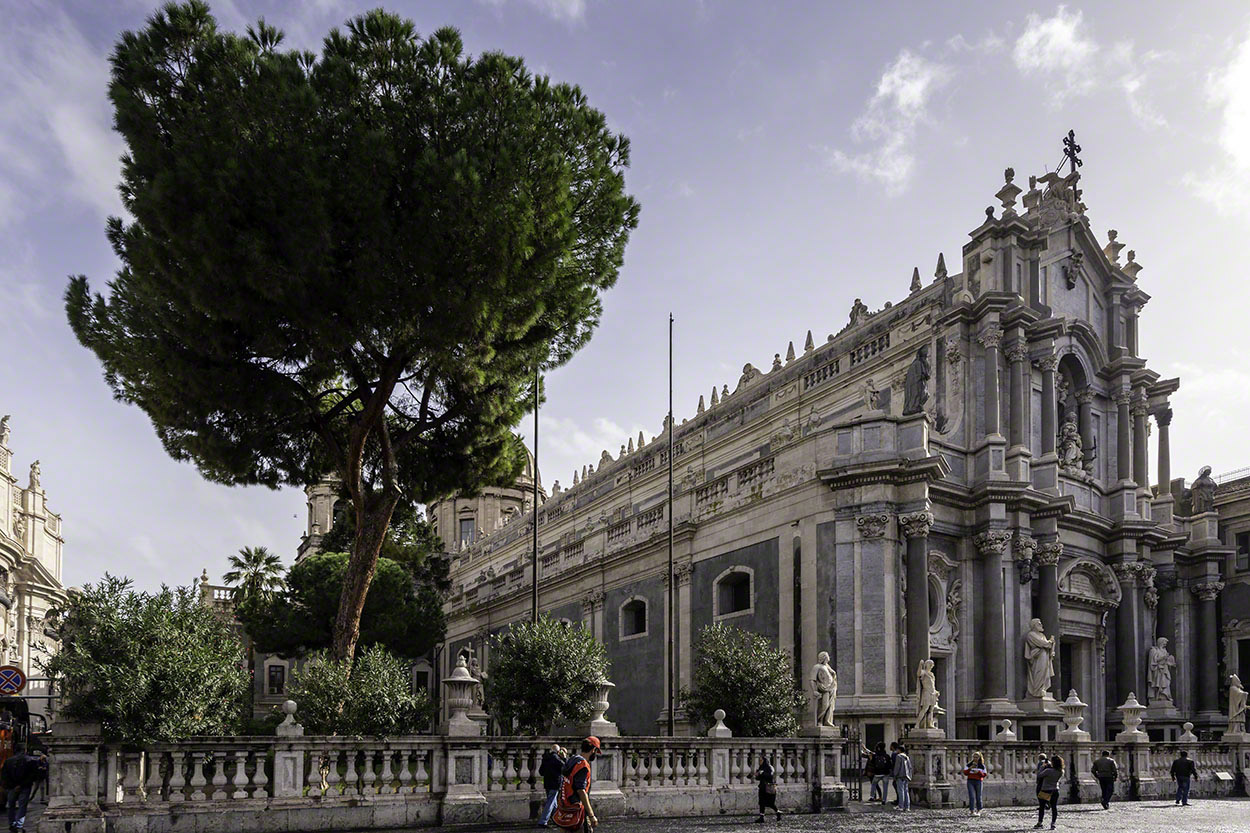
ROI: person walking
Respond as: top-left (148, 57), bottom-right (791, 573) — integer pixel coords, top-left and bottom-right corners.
top-left (1034, 754), bottom-right (1063, 830)
top-left (755, 754), bottom-right (781, 822)
top-left (887, 742), bottom-right (900, 806)
top-left (538, 743), bottom-right (564, 827)
top-left (1091, 751), bottom-right (1118, 810)
top-left (866, 742), bottom-right (892, 804)
top-left (1, 744), bottom-right (46, 832)
top-left (892, 744), bottom-right (913, 811)
top-left (962, 750), bottom-right (988, 816)
top-left (552, 737), bottom-right (601, 832)
top-left (1170, 750), bottom-right (1197, 806)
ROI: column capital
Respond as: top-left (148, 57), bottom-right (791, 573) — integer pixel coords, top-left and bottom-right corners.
top-left (1013, 534), bottom-right (1037, 583)
top-left (898, 511), bottom-right (935, 539)
top-left (1035, 541), bottom-right (1063, 566)
top-left (1113, 388), bottom-right (1133, 407)
top-left (975, 529), bottom-right (1012, 555)
top-left (1155, 569), bottom-right (1178, 590)
top-left (1154, 407), bottom-right (1173, 427)
top-left (581, 589), bottom-right (605, 612)
top-left (856, 513), bottom-right (892, 539)
top-left (1075, 386), bottom-right (1095, 405)
top-left (1192, 581), bottom-right (1225, 602)
top-left (977, 327), bottom-right (1004, 350)
top-left (1131, 391), bottom-right (1150, 418)
top-left (1035, 353), bottom-right (1060, 373)
top-left (1005, 342), bottom-right (1030, 363)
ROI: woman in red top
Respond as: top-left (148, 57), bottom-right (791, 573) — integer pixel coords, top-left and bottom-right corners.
top-left (962, 751), bottom-right (988, 816)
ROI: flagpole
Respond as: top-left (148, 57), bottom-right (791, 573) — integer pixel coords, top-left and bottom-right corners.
top-left (667, 312), bottom-right (676, 737)
top-left (532, 359), bottom-right (540, 624)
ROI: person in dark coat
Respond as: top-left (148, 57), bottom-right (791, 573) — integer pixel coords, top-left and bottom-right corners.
top-left (1, 744), bottom-right (47, 832)
top-left (1034, 755), bottom-right (1063, 830)
top-left (538, 743), bottom-right (565, 827)
top-left (1091, 751), bottom-right (1118, 809)
top-left (1170, 750), bottom-right (1197, 806)
top-left (755, 754), bottom-right (780, 822)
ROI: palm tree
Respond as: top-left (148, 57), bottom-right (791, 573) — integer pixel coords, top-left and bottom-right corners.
top-left (222, 546), bottom-right (285, 606)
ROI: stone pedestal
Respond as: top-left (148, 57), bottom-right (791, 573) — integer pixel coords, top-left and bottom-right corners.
top-left (706, 709), bottom-right (732, 738)
top-left (1018, 696), bottom-right (1063, 716)
top-left (802, 724), bottom-right (842, 739)
top-left (441, 745), bottom-right (488, 825)
top-left (906, 726), bottom-right (947, 740)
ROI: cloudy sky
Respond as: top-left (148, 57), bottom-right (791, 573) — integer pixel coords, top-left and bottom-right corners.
top-left (2, 0), bottom-right (1249, 590)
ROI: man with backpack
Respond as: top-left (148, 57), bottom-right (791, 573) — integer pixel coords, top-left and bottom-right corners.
top-left (862, 742), bottom-right (892, 804)
top-left (552, 737), bottom-right (602, 831)
top-left (1, 744), bottom-right (47, 832)
top-left (538, 743), bottom-right (566, 827)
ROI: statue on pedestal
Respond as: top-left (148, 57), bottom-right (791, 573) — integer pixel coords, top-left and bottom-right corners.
top-left (1057, 416), bottom-right (1083, 470)
top-left (902, 346), bottom-right (930, 416)
top-left (1230, 674), bottom-right (1248, 735)
top-left (1191, 466), bottom-right (1216, 514)
top-left (1147, 637), bottom-right (1176, 704)
top-left (1024, 618), bottom-right (1056, 699)
top-left (811, 652), bottom-right (837, 728)
top-left (916, 659), bottom-right (942, 729)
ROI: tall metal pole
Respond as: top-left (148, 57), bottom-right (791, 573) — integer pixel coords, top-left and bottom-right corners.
top-left (667, 313), bottom-right (676, 737)
top-left (532, 360), bottom-right (540, 624)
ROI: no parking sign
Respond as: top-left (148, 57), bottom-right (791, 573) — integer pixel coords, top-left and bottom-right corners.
top-left (0, 666), bottom-right (26, 695)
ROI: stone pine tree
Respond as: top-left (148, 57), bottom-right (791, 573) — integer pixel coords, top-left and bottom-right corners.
top-left (66, 3), bottom-right (639, 662)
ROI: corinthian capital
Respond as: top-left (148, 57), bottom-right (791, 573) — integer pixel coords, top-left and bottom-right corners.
top-left (1131, 391), bottom-right (1150, 418)
top-left (1193, 581), bottom-right (1225, 602)
top-left (1154, 407), bottom-right (1173, 427)
top-left (1005, 342), bottom-right (1030, 363)
top-left (1074, 387), bottom-right (1095, 405)
top-left (898, 511), bottom-right (935, 539)
top-left (977, 327), bottom-right (1004, 350)
top-left (856, 513), bottom-right (892, 539)
top-left (1036, 353), bottom-right (1059, 373)
top-left (975, 529), bottom-right (1012, 555)
top-left (1035, 541), bottom-right (1063, 566)
top-left (1113, 389), bottom-right (1133, 407)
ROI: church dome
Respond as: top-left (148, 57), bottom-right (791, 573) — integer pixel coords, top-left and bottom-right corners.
top-left (518, 445), bottom-right (541, 490)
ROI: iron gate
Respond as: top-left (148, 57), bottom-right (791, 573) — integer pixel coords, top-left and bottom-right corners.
top-left (840, 728), bottom-right (863, 801)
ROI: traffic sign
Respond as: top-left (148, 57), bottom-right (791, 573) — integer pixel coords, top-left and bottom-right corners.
top-left (0, 666), bottom-right (26, 695)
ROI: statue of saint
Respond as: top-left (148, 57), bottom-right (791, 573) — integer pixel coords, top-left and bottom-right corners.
top-left (849, 298), bottom-right (869, 325)
top-left (0, 415), bottom-right (9, 446)
top-left (1147, 637), bottom-right (1175, 704)
top-left (469, 657), bottom-right (487, 708)
top-left (916, 659), bottom-right (942, 729)
top-left (1230, 674), bottom-right (1248, 735)
top-left (811, 652), bottom-right (837, 727)
top-left (1057, 416), bottom-right (1083, 469)
top-left (28, 460), bottom-right (40, 491)
top-left (902, 346), bottom-right (930, 416)
top-left (1023, 618), bottom-right (1056, 699)
top-left (1191, 466), bottom-right (1217, 514)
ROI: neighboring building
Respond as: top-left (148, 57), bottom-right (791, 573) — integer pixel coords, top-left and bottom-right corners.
top-left (0, 416), bottom-right (68, 727)
top-left (1212, 469), bottom-right (1250, 695)
top-left (434, 162), bottom-right (1233, 744)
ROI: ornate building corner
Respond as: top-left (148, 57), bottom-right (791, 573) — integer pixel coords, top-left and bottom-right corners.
top-left (974, 529), bottom-right (1012, 555)
top-left (856, 513), bottom-right (891, 539)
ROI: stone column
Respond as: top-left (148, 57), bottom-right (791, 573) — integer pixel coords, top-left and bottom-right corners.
top-left (1006, 341), bottom-right (1029, 449)
top-left (1076, 388), bottom-right (1095, 471)
top-left (1108, 290), bottom-right (1124, 355)
top-left (1115, 389), bottom-right (1133, 482)
top-left (1036, 541), bottom-right (1063, 691)
top-left (976, 530), bottom-right (1013, 700)
top-left (1155, 570), bottom-right (1177, 647)
top-left (1193, 581), bottom-right (1224, 713)
top-left (1039, 355), bottom-right (1058, 457)
top-left (1132, 391), bottom-right (1150, 490)
top-left (979, 327), bottom-right (1004, 438)
top-left (1155, 407), bottom-right (1173, 496)
top-left (1113, 563), bottom-right (1149, 706)
top-left (900, 512), bottom-right (935, 694)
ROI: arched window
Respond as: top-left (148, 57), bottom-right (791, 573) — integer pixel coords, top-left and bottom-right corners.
top-left (714, 567), bottom-right (754, 620)
top-left (619, 597), bottom-right (648, 640)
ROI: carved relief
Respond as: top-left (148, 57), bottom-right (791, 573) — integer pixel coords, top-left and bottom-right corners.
top-left (856, 514), bottom-right (891, 539)
top-left (898, 512), bottom-right (934, 539)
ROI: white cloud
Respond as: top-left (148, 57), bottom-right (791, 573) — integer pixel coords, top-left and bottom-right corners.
top-left (1184, 30), bottom-right (1250, 213)
top-left (480, 0), bottom-right (587, 22)
top-left (675, 182), bottom-right (695, 198)
top-left (0, 8), bottom-right (124, 228)
top-left (826, 49), bottom-right (951, 194)
top-left (537, 415), bottom-right (649, 488)
top-left (1013, 5), bottom-right (1098, 99)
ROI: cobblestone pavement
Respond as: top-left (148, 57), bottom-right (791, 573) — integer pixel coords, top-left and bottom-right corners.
top-left (400, 798), bottom-right (1250, 833)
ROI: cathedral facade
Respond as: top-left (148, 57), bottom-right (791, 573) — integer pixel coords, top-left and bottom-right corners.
top-left (430, 165), bottom-right (1230, 745)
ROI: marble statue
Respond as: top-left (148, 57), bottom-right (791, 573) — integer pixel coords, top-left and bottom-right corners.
top-left (28, 460), bottom-right (40, 490)
top-left (863, 378), bottom-right (879, 410)
top-left (1057, 416), bottom-right (1082, 469)
top-left (1023, 618), bottom-right (1056, 698)
top-left (1230, 674), bottom-right (1248, 735)
top-left (849, 298), bottom-right (869, 325)
top-left (902, 346), bottom-right (930, 416)
top-left (0, 415), bottom-right (9, 446)
top-left (1191, 466), bottom-right (1216, 514)
top-left (811, 652), bottom-right (837, 727)
top-left (916, 659), bottom-right (942, 729)
top-left (1147, 637), bottom-right (1175, 704)
top-left (469, 657), bottom-right (487, 708)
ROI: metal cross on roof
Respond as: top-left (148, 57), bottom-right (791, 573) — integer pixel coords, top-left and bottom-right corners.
top-left (1063, 129), bottom-right (1083, 175)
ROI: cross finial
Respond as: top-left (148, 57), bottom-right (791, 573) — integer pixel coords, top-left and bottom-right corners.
top-left (1063, 129), bottom-right (1082, 175)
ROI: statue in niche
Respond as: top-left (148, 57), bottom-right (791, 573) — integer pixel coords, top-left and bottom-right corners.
top-left (1230, 675), bottom-right (1248, 735)
top-left (1057, 416), bottom-right (1083, 471)
top-left (1147, 637), bottom-right (1175, 704)
top-left (916, 659), bottom-right (943, 729)
top-left (1191, 466), bottom-right (1217, 514)
top-left (863, 378), bottom-right (880, 410)
top-left (811, 652), bottom-right (837, 727)
top-left (902, 346), bottom-right (930, 416)
top-left (1023, 618), bottom-right (1056, 699)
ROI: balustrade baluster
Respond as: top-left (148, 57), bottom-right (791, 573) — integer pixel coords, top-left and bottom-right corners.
top-left (189, 752), bottom-right (208, 802)
top-left (414, 749), bottom-right (430, 793)
top-left (343, 749), bottom-right (359, 796)
top-left (251, 749), bottom-right (268, 797)
top-left (489, 748), bottom-right (504, 791)
top-left (661, 749), bottom-right (673, 786)
top-left (379, 749), bottom-right (395, 794)
top-left (307, 752), bottom-right (325, 798)
top-left (503, 748), bottom-right (518, 792)
top-left (209, 751), bottom-right (229, 800)
top-left (394, 749), bottom-right (411, 794)
top-left (231, 749), bottom-right (249, 799)
top-left (325, 750), bottom-right (343, 796)
top-left (168, 751), bottom-right (187, 803)
top-left (728, 748), bottom-right (740, 784)
top-left (638, 752), bottom-right (652, 787)
top-left (697, 748), bottom-right (709, 785)
top-left (519, 748), bottom-right (534, 792)
top-left (144, 751), bottom-right (164, 802)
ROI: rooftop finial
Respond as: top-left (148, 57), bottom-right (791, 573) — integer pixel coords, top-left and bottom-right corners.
top-left (1062, 129), bottom-right (1083, 175)
top-left (804, 330), bottom-right (814, 353)
top-left (697, 395), bottom-right (705, 415)
top-left (910, 267), bottom-right (922, 293)
top-left (785, 341), bottom-right (796, 362)
top-left (935, 252), bottom-right (947, 279)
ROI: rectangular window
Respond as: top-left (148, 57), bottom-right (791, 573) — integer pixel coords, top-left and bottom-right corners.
top-left (459, 518), bottom-right (475, 546)
top-left (414, 670), bottom-right (430, 693)
top-left (267, 665), bottom-right (285, 696)
top-left (1237, 532), bottom-right (1250, 572)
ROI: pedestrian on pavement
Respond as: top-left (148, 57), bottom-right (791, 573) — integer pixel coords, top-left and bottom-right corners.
top-left (538, 743), bottom-right (564, 828)
top-left (1091, 750), bottom-right (1118, 809)
top-left (1036, 752), bottom-right (1050, 774)
top-left (1034, 754), bottom-right (1063, 830)
top-left (892, 744), bottom-right (912, 811)
top-left (1170, 750), bottom-right (1197, 806)
top-left (1, 743), bottom-right (46, 832)
top-left (867, 742), bottom-right (892, 803)
top-left (755, 754), bottom-right (780, 823)
top-left (887, 742), bottom-right (900, 805)
top-left (552, 737), bottom-right (601, 832)
top-left (962, 750), bottom-right (988, 816)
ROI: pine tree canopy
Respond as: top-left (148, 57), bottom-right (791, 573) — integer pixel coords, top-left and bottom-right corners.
top-left (65, 1), bottom-right (639, 660)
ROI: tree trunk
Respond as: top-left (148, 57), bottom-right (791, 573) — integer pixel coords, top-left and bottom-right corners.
top-left (330, 492), bottom-right (401, 664)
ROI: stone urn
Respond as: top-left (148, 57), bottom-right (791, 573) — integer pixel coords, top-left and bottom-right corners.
top-left (1115, 692), bottom-right (1147, 742)
top-left (442, 656), bottom-right (483, 736)
top-left (1057, 689), bottom-right (1090, 741)
top-left (581, 678), bottom-right (619, 737)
